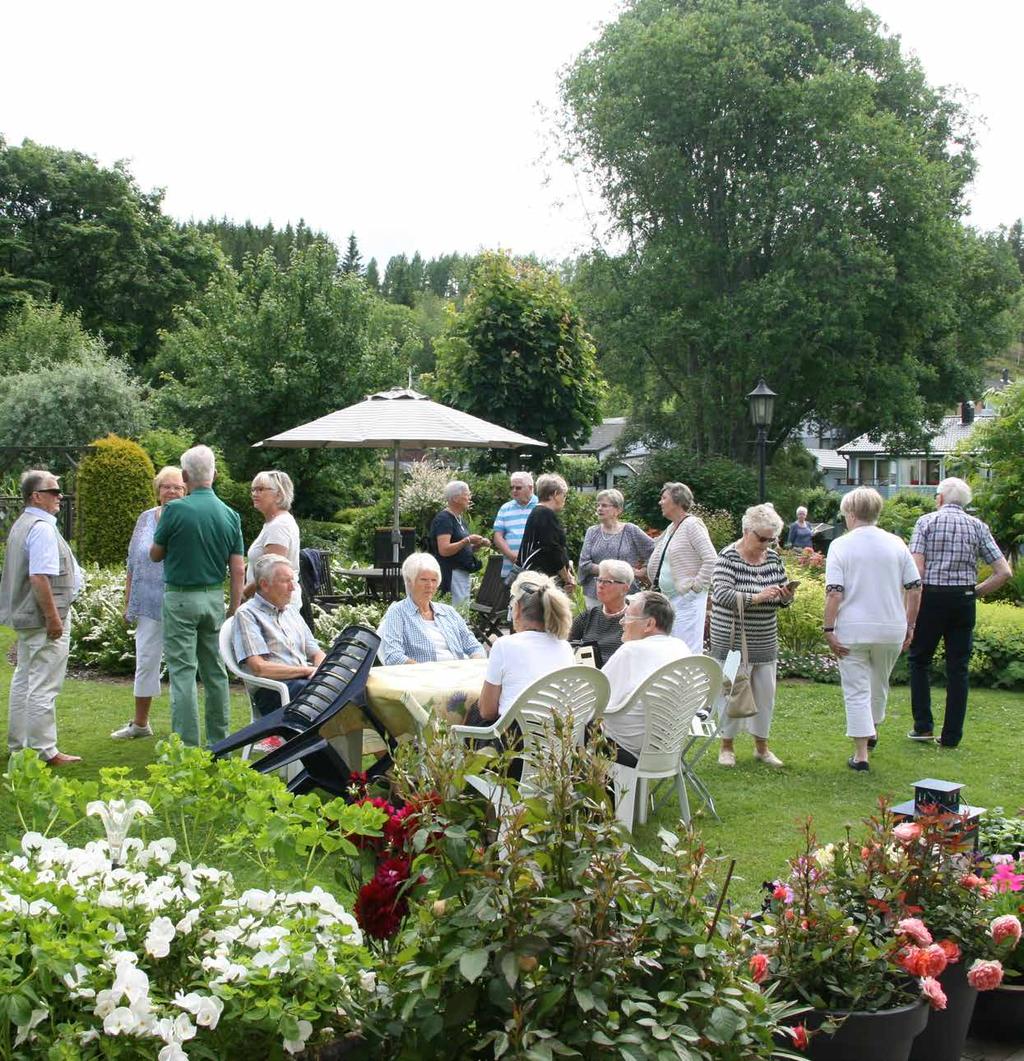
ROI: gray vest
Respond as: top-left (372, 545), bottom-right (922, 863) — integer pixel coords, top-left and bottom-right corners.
top-left (0, 511), bottom-right (78, 629)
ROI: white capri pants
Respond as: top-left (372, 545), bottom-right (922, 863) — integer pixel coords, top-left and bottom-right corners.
top-left (133, 616), bottom-right (164, 698)
top-left (671, 590), bottom-right (708, 653)
top-left (837, 642), bottom-right (901, 738)
top-left (718, 661), bottom-right (778, 741)
top-left (449, 569), bottom-right (472, 607)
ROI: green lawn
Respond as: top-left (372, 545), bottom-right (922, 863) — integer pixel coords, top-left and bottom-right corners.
top-left (3, 627), bottom-right (1022, 911)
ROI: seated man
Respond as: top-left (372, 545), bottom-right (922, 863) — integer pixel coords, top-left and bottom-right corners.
top-left (233, 554), bottom-right (325, 718)
top-left (601, 591), bottom-right (691, 765)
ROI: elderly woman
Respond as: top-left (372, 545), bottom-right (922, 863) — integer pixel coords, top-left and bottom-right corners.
top-left (114, 466), bottom-right (186, 740)
top-left (430, 480), bottom-right (489, 606)
top-left (644, 482), bottom-right (717, 651)
top-left (516, 473), bottom-right (575, 589)
top-left (378, 552), bottom-right (486, 665)
top-left (568, 558), bottom-right (633, 665)
top-left (823, 488), bottom-right (921, 771)
top-left (711, 504), bottom-right (794, 768)
top-left (476, 571), bottom-right (575, 722)
top-left (786, 506), bottom-right (814, 550)
top-left (577, 488), bottom-right (654, 609)
top-left (244, 470), bottom-right (301, 610)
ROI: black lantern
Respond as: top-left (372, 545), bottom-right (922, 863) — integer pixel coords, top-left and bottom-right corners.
top-left (747, 378), bottom-right (776, 503)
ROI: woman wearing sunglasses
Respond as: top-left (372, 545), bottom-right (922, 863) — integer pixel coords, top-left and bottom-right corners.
top-left (710, 503), bottom-right (793, 768)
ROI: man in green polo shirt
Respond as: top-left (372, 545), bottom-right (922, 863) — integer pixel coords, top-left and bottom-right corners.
top-left (150, 445), bottom-right (244, 747)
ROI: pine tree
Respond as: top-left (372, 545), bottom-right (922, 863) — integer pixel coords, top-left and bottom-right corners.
top-left (341, 233), bottom-right (363, 274)
top-left (364, 258), bottom-right (380, 291)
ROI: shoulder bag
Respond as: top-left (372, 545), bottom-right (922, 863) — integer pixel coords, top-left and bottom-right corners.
top-left (725, 593), bottom-right (758, 719)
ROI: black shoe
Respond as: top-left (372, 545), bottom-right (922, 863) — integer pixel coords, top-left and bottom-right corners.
top-left (907, 730), bottom-right (935, 742)
top-left (847, 756), bottom-right (869, 772)
top-left (936, 739), bottom-right (959, 749)
top-left (867, 735), bottom-right (878, 750)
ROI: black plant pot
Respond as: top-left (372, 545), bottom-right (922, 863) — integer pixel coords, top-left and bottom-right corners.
top-left (969, 982), bottom-right (1024, 1042)
top-left (909, 961), bottom-right (977, 1061)
top-left (792, 999), bottom-right (929, 1061)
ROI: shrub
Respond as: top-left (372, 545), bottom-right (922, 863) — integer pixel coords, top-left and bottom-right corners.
top-left (555, 453), bottom-right (599, 487)
top-left (68, 564), bottom-right (136, 675)
top-left (313, 601), bottom-right (387, 646)
top-left (213, 473), bottom-right (263, 544)
top-left (137, 426), bottom-right (194, 471)
top-left (803, 485), bottom-right (842, 524)
top-left (296, 518), bottom-right (351, 554)
top-left (399, 459), bottom-right (458, 541)
top-left (877, 490), bottom-right (935, 541)
top-left (75, 434), bottom-right (155, 567)
top-left (777, 571), bottom-right (826, 656)
top-left (694, 504), bottom-right (736, 551)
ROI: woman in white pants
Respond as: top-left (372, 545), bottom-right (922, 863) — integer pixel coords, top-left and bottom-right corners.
top-left (114, 466), bottom-right (185, 739)
top-left (823, 488), bottom-right (922, 771)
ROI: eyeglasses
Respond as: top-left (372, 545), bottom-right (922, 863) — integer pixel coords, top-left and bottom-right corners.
top-left (250, 486), bottom-right (270, 494)
top-left (619, 614), bottom-right (650, 624)
top-left (755, 533), bottom-right (775, 543)
top-left (35, 488), bottom-right (62, 496)
top-left (595, 577), bottom-right (627, 586)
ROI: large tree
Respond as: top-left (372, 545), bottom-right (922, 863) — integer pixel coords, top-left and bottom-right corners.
top-left (154, 242), bottom-right (400, 515)
top-left (434, 251), bottom-right (604, 468)
top-left (562, 0), bottom-right (1021, 458)
top-left (0, 137), bottom-right (223, 371)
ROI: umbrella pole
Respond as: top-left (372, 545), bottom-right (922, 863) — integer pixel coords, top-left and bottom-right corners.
top-left (392, 443), bottom-right (401, 564)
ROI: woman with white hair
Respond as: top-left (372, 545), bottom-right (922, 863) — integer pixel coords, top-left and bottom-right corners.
top-left (645, 481), bottom-right (717, 650)
top-left (475, 571), bottom-right (575, 722)
top-left (516, 473), bottom-right (575, 589)
top-left (377, 552), bottom-right (486, 665)
top-left (711, 503), bottom-right (793, 768)
top-left (568, 558), bottom-right (633, 664)
top-left (112, 465), bottom-right (186, 740)
top-left (823, 488), bottom-right (921, 771)
top-left (243, 470), bottom-right (301, 610)
top-left (430, 480), bottom-right (489, 606)
top-left (577, 488), bottom-right (654, 609)
top-left (786, 506), bottom-right (814, 550)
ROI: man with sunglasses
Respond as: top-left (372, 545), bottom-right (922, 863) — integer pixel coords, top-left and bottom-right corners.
top-left (0, 470), bottom-right (84, 766)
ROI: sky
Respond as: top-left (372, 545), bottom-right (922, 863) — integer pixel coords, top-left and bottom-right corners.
top-left (2, 0), bottom-right (1021, 267)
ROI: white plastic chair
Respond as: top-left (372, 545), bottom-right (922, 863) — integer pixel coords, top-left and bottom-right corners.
top-left (607, 655), bottom-right (723, 832)
top-left (218, 616), bottom-right (289, 761)
top-left (450, 665), bottom-right (611, 824)
top-left (678, 650), bottom-right (740, 821)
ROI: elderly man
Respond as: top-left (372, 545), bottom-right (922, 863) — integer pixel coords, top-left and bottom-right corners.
top-left (0, 470), bottom-right (84, 766)
top-left (601, 591), bottom-right (691, 765)
top-left (150, 445), bottom-right (244, 747)
top-left (907, 477), bottom-right (1010, 748)
top-left (233, 555), bottom-right (325, 717)
top-left (493, 472), bottom-right (538, 579)
top-left (429, 480), bottom-right (488, 606)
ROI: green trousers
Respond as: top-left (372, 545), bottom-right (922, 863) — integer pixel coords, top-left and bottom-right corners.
top-left (161, 588), bottom-right (230, 747)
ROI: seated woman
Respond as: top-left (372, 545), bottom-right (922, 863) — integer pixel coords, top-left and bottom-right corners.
top-left (568, 558), bottom-right (633, 665)
top-left (378, 552), bottom-right (486, 666)
top-left (474, 572), bottom-right (575, 723)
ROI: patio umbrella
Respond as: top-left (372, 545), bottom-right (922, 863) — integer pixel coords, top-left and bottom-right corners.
top-left (253, 387), bottom-right (546, 561)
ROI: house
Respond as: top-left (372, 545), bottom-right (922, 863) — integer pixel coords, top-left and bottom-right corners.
top-left (564, 417), bottom-right (650, 491)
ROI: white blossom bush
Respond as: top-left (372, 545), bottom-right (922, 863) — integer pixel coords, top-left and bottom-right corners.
top-left (68, 564), bottom-right (137, 676)
top-left (398, 458), bottom-right (458, 537)
top-left (0, 831), bottom-right (374, 1058)
top-left (312, 602), bottom-right (387, 648)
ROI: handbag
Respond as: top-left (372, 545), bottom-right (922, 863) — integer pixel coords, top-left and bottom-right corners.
top-left (724, 594), bottom-right (758, 720)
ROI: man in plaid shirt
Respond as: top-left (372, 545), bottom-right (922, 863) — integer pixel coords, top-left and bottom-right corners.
top-left (906, 477), bottom-right (1010, 747)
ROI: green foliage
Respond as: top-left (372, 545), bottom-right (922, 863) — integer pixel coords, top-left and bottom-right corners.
top-left (434, 251), bottom-right (605, 470)
top-left (0, 298), bottom-right (106, 374)
top-left (766, 442), bottom-right (824, 526)
top-left (803, 486), bottom-right (843, 524)
top-left (0, 137), bottom-right (223, 369)
top-left (977, 811), bottom-right (1024, 858)
top-left (295, 518), bottom-right (351, 554)
top-left (555, 453), bottom-right (600, 487)
top-left (75, 435), bottom-right (155, 567)
top-left (68, 565), bottom-right (136, 675)
top-left (627, 445), bottom-right (757, 525)
top-left (136, 427), bottom-right (194, 472)
top-left (696, 505), bottom-right (738, 552)
top-left (562, 0), bottom-right (1021, 459)
top-left (212, 473), bottom-right (263, 544)
top-left (313, 601), bottom-right (388, 646)
top-left (346, 499), bottom-right (397, 563)
top-left (777, 569), bottom-right (827, 656)
top-left (192, 216), bottom-right (334, 272)
top-left (877, 490), bottom-right (936, 541)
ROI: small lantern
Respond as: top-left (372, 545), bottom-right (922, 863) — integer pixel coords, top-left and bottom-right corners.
top-left (747, 378), bottom-right (777, 430)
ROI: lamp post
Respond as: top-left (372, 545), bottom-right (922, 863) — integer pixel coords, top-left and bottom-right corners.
top-left (747, 378), bottom-right (776, 504)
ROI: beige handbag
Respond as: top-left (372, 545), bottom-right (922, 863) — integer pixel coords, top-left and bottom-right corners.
top-left (724, 595), bottom-right (758, 719)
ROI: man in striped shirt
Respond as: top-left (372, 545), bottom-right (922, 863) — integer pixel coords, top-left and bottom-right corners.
top-left (907, 477), bottom-right (1010, 748)
top-left (492, 472), bottom-right (538, 578)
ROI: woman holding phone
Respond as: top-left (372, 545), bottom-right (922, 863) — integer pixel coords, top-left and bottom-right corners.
top-left (710, 503), bottom-right (794, 768)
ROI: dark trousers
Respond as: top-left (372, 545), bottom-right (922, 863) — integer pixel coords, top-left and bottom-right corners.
top-left (252, 678), bottom-right (310, 718)
top-left (908, 586), bottom-right (976, 746)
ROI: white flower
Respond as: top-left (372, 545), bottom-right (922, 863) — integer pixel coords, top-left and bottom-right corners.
top-left (173, 1013), bottom-right (197, 1041)
top-left (175, 908), bottom-right (201, 934)
top-left (194, 995), bottom-right (224, 1029)
top-left (107, 920), bottom-right (128, 942)
top-left (358, 969), bottom-right (377, 992)
top-left (991, 853), bottom-right (1014, 865)
top-left (103, 1006), bottom-right (137, 1036)
top-left (158, 1044), bottom-right (190, 1061)
top-left (21, 831), bottom-right (47, 854)
top-left (86, 800), bottom-right (153, 865)
top-left (79, 1029), bottom-right (100, 1044)
top-left (282, 1019), bottom-right (314, 1054)
top-left (13, 1007), bottom-right (47, 1046)
top-left (813, 843), bottom-right (835, 870)
top-left (94, 989), bottom-right (119, 1019)
top-left (146, 837), bottom-right (177, 866)
top-left (145, 916), bottom-right (176, 958)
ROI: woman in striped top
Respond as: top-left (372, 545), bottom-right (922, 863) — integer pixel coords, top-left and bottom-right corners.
top-left (710, 504), bottom-right (794, 768)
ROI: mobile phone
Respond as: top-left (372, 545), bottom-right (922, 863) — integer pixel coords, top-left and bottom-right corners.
top-left (786, 580), bottom-right (801, 591)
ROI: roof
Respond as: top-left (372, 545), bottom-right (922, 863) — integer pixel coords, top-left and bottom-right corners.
top-left (807, 448), bottom-right (846, 472)
top-left (575, 417), bottom-right (628, 455)
top-left (838, 409), bottom-right (997, 456)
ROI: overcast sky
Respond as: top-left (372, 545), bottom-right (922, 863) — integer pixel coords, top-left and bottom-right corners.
top-left (3, 1), bottom-right (1020, 267)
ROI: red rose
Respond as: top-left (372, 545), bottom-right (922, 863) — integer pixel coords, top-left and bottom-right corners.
top-left (790, 1024), bottom-right (809, 1051)
top-left (749, 953), bottom-right (769, 984)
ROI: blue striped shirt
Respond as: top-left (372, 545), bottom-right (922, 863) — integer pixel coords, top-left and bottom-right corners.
top-left (493, 494), bottom-right (538, 575)
top-left (378, 596), bottom-right (486, 665)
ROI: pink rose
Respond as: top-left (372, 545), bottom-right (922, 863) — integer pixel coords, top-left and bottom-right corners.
top-left (897, 917), bottom-right (933, 946)
top-left (893, 822), bottom-right (923, 844)
top-left (749, 953), bottom-right (769, 984)
top-left (967, 959), bottom-right (1004, 991)
top-left (937, 939), bottom-right (961, 965)
top-left (899, 944), bottom-right (948, 978)
top-left (920, 976), bottom-right (947, 1011)
top-left (990, 915), bottom-right (1022, 947)
top-left (772, 882), bottom-right (794, 904)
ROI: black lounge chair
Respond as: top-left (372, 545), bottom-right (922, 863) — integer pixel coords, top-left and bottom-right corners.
top-left (469, 554), bottom-right (510, 640)
top-left (211, 624), bottom-right (380, 797)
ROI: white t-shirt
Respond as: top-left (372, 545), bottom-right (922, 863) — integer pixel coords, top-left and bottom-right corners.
top-left (247, 512), bottom-right (301, 609)
top-left (484, 630), bottom-right (575, 717)
top-left (602, 634), bottom-right (691, 754)
top-left (824, 525), bottom-right (920, 644)
top-left (418, 616), bottom-right (455, 662)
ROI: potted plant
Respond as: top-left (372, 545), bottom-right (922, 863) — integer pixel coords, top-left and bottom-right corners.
top-left (971, 853), bottom-right (1024, 1039)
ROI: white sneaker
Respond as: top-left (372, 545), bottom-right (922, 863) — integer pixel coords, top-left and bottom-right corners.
top-left (111, 721), bottom-right (153, 740)
top-left (754, 749), bottom-right (784, 768)
top-left (718, 748), bottom-right (736, 767)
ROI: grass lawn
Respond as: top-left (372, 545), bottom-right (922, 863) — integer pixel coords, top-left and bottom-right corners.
top-left (2, 627), bottom-right (1022, 911)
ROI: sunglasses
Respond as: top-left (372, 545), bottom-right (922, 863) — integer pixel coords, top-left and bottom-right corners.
top-left (755, 533), bottom-right (775, 543)
top-left (36, 488), bottom-right (62, 496)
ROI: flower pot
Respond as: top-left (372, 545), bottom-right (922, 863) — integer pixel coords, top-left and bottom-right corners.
top-left (908, 961), bottom-right (977, 1061)
top-left (791, 999), bottom-right (929, 1061)
top-left (969, 982), bottom-right (1024, 1042)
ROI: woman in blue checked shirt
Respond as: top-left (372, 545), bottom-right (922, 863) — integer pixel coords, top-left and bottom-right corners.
top-left (377, 553), bottom-right (487, 666)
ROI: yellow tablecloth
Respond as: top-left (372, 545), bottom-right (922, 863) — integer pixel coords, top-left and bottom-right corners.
top-left (363, 658), bottom-right (489, 738)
